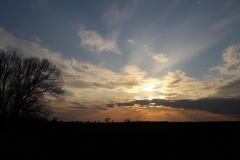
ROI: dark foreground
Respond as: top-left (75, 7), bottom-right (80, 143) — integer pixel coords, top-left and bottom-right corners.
top-left (1, 120), bottom-right (240, 159)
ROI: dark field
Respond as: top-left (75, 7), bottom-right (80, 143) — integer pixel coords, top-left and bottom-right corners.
top-left (1, 120), bottom-right (240, 159)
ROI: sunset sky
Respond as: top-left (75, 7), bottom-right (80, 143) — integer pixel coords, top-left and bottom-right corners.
top-left (1, 0), bottom-right (240, 122)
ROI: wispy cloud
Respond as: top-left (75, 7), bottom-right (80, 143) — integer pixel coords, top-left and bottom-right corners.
top-left (78, 26), bottom-right (121, 54)
top-left (124, 65), bottom-right (146, 78)
top-left (0, 26), bottom-right (63, 62)
top-left (102, 1), bottom-right (138, 27)
top-left (148, 52), bottom-right (168, 62)
top-left (219, 44), bottom-right (240, 75)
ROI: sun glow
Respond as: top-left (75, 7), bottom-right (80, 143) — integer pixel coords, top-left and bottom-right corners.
top-left (142, 84), bottom-right (156, 92)
top-left (147, 97), bottom-right (153, 100)
top-left (147, 95), bottom-right (166, 100)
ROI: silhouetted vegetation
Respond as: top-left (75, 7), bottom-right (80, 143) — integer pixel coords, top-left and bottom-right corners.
top-left (105, 117), bottom-right (111, 123)
top-left (0, 50), bottom-right (64, 121)
top-left (1, 120), bottom-right (240, 159)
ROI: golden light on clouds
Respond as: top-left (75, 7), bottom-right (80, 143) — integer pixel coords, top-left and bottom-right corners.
top-left (1, 0), bottom-right (240, 122)
top-left (147, 95), bottom-right (166, 100)
top-left (142, 84), bottom-right (156, 92)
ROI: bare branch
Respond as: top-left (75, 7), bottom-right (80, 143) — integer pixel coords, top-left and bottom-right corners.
top-left (0, 50), bottom-right (64, 119)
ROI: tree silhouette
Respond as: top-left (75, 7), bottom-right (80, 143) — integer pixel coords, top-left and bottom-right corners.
top-left (0, 50), bottom-right (64, 120)
top-left (51, 117), bottom-right (58, 122)
top-left (124, 119), bottom-right (130, 123)
top-left (105, 117), bottom-right (111, 123)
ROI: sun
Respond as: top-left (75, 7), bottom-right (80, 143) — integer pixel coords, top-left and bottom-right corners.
top-left (142, 84), bottom-right (156, 92)
top-left (142, 84), bottom-right (165, 93)
top-left (147, 97), bottom-right (153, 100)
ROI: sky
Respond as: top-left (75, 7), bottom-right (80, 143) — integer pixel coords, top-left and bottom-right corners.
top-left (1, 0), bottom-right (240, 122)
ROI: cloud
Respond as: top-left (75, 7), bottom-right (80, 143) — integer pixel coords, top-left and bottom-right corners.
top-left (160, 70), bottom-right (221, 98)
top-left (2, 25), bottom-right (240, 103)
top-left (116, 102), bottom-right (134, 107)
top-left (105, 103), bottom-right (115, 108)
top-left (34, 37), bottom-right (42, 43)
top-left (148, 52), bottom-right (168, 62)
top-left (216, 77), bottom-right (240, 97)
top-left (127, 97), bottom-right (240, 117)
top-left (66, 60), bottom-right (153, 93)
top-left (102, 2), bottom-right (137, 27)
top-left (207, 44), bottom-right (240, 98)
top-left (60, 58), bottom-right (163, 94)
top-left (52, 97), bottom-right (240, 122)
top-left (78, 27), bottom-right (121, 54)
top-left (63, 63), bottom-right (222, 98)
top-left (124, 65), bottom-right (146, 78)
top-left (219, 44), bottom-right (240, 75)
top-left (164, 70), bottom-right (187, 87)
top-left (68, 102), bottom-right (107, 111)
top-left (108, 97), bottom-right (240, 121)
top-left (127, 39), bottom-right (134, 43)
top-left (0, 27), bottom-right (16, 50)
top-left (0, 26), bottom-right (64, 65)
top-left (166, 98), bottom-right (240, 117)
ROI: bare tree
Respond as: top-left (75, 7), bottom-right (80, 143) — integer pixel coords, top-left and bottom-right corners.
top-left (0, 50), bottom-right (64, 119)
